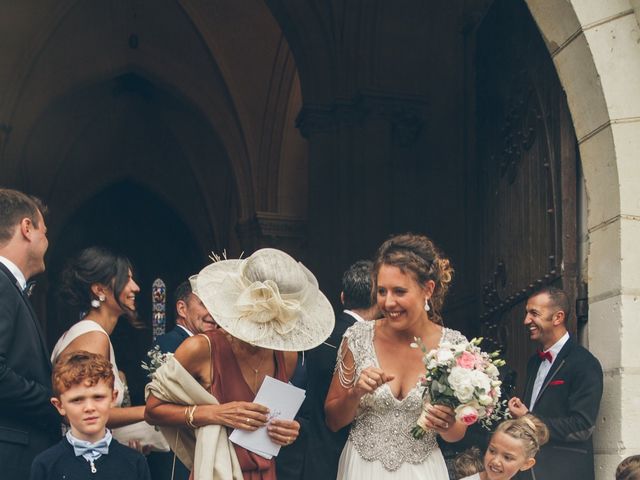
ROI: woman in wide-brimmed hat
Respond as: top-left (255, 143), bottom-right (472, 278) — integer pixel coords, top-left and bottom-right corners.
top-left (145, 248), bottom-right (334, 480)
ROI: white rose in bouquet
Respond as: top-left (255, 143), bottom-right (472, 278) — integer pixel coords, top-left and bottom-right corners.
top-left (436, 347), bottom-right (454, 363)
top-left (448, 366), bottom-right (475, 403)
top-left (485, 363), bottom-right (499, 378)
top-left (469, 369), bottom-right (491, 392)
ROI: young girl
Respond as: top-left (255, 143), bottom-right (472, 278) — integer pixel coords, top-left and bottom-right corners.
top-left (458, 415), bottom-right (549, 480)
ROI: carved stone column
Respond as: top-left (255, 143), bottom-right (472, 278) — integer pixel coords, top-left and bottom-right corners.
top-left (297, 90), bottom-right (428, 301)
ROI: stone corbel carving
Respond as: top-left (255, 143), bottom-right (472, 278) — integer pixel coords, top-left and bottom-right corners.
top-left (236, 211), bottom-right (307, 253)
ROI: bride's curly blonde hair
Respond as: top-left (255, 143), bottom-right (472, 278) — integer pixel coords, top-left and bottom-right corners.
top-left (373, 233), bottom-right (454, 325)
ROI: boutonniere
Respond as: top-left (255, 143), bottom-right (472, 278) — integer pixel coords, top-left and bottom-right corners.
top-left (549, 379), bottom-right (565, 386)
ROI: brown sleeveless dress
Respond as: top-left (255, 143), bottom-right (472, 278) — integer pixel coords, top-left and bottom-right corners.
top-left (204, 329), bottom-right (288, 480)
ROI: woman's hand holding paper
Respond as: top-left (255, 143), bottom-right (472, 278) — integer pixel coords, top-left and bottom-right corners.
top-left (208, 401), bottom-right (270, 431)
top-left (267, 418), bottom-right (300, 446)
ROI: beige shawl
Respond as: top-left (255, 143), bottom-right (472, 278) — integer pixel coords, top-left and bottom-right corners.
top-left (145, 356), bottom-right (243, 480)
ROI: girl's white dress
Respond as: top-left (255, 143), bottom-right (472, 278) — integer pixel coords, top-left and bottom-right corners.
top-left (336, 321), bottom-right (467, 479)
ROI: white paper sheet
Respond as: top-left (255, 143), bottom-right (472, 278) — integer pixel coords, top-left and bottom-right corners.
top-left (229, 376), bottom-right (306, 459)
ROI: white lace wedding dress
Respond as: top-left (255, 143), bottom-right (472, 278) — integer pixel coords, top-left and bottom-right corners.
top-left (336, 321), bottom-right (466, 479)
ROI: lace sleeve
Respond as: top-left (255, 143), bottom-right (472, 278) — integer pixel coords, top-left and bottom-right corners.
top-left (443, 327), bottom-right (468, 345)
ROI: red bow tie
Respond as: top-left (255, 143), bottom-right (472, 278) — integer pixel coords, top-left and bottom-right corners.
top-left (537, 350), bottom-right (553, 362)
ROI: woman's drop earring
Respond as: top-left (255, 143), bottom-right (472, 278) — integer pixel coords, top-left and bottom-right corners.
top-left (424, 298), bottom-right (431, 312)
top-left (91, 295), bottom-right (106, 308)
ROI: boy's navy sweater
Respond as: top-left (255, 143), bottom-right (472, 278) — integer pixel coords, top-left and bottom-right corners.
top-left (30, 437), bottom-right (151, 480)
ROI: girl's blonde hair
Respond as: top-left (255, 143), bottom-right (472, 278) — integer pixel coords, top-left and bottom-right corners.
top-left (494, 414), bottom-right (549, 458)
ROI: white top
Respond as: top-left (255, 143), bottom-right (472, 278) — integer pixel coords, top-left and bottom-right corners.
top-left (460, 474), bottom-right (481, 480)
top-left (51, 319), bottom-right (125, 406)
top-left (530, 331), bottom-right (570, 409)
top-left (0, 255), bottom-right (26, 290)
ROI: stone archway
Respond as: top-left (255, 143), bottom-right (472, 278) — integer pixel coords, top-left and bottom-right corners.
top-left (525, 1), bottom-right (640, 475)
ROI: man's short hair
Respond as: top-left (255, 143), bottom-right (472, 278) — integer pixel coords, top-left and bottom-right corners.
top-left (530, 285), bottom-right (571, 319)
top-left (342, 260), bottom-right (374, 310)
top-left (0, 188), bottom-right (47, 244)
top-left (52, 350), bottom-right (114, 398)
top-left (174, 280), bottom-right (192, 306)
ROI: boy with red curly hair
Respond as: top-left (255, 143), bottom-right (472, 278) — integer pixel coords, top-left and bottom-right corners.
top-left (30, 351), bottom-right (150, 479)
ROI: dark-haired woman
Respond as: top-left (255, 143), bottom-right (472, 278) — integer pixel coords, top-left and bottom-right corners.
top-left (325, 233), bottom-right (468, 479)
top-left (51, 246), bottom-right (145, 428)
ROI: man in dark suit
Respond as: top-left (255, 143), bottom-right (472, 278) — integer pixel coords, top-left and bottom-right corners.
top-left (0, 188), bottom-right (60, 478)
top-left (509, 286), bottom-right (603, 480)
top-left (154, 278), bottom-right (217, 354)
top-left (295, 260), bottom-right (379, 480)
top-left (147, 278), bottom-right (217, 480)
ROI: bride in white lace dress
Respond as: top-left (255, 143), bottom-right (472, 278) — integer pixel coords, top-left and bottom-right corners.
top-left (325, 233), bottom-right (468, 479)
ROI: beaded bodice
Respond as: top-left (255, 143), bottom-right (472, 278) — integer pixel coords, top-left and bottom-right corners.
top-left (341, 321), bottom-right (466, 471)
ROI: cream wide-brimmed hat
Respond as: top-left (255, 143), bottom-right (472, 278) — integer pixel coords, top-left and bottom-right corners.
top-left (193, 248), bottom-right (334, 351)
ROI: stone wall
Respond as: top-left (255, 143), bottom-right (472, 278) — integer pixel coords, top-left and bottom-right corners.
top-left (526, 1), bottom-right (640, 476)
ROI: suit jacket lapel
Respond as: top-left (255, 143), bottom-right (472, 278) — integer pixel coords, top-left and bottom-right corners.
top-left (179, 326), bottom-right (190, 342)
top-left (524, 356), bottom-right (540, 406)
top-left (534, 337), bottom-right (574, 404)
top-left (0, 261), bottom-right (23, 293)
top-left (0, 263), bottom-right (51, 367)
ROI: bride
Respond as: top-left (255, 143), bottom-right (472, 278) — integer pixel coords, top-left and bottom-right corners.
top-left (325, 233), bottom-right (468, 479)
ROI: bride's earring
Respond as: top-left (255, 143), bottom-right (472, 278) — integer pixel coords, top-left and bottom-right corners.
top-left (424, 298), bottom-right (431, 312)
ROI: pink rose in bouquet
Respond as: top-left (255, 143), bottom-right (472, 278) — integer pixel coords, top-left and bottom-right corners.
top-left (456, 351), bottom-right (477, 369)
top-left (455, 404), bottom-right (480, 426)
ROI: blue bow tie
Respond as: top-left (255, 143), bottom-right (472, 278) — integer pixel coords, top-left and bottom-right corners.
top-left (66, 431), bottom-right (111, 458)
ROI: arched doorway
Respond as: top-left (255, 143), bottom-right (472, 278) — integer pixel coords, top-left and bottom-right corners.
top-left (45, 180), bottom-right (204, 403)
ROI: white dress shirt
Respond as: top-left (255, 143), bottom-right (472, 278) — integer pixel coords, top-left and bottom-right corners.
top-left (530, 331), bottom-right (570, 409)
top-left (176, 324), bottom-right (194, 336)
top-left (0, 255), bottom-right (27, 290)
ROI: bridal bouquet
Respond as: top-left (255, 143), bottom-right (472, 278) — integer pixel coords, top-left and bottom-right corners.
top-left (141, 345), bottom-right (174, 379)
top-left (411, 337), bottom-right (507, 439)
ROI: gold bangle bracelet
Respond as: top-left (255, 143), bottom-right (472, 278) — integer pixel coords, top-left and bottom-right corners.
top-left (187, 405), bottom-right (198, 428)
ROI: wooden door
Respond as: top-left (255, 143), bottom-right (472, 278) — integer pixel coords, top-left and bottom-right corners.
top-left (474, 0), bottom-right (578, 394)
